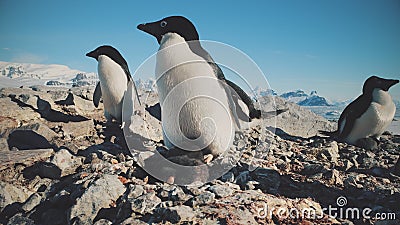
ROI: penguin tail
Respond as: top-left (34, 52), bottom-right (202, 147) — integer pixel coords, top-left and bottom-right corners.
top-left (318, 130), bottom-right (338, 137)
top-left (249, 109), bottom-right (262, 119)
top-left (258, 108), bottom-right (289, 120)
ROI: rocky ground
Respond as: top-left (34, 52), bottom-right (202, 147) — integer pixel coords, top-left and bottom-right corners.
top-left (0, 85), bottom-right (399, 225)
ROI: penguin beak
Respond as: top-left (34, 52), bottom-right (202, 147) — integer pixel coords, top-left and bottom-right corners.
top-left (137, 22), bottom-right (162, 44)
top-left (86, 50), bottom-right (96, 59)
top-left (380, 78), bottom-right (399, 91)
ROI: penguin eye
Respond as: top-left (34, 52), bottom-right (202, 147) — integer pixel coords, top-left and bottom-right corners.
top-left (160, 21), bottom-right (167, 28)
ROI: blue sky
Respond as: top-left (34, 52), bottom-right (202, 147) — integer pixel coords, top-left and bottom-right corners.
top-left (0, 0), bottom-right (399, 101)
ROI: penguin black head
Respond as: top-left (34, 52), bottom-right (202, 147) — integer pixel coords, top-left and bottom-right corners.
top-left (86, 45), bottom-right (131, 80)
top-left (363, 76), bottom-right (399, 93)
top-left (86, 45), bottom-right (129, 69)
top-left (137, 16), bottom-right (199, 44)
top-left (86, 45), bottom-right (126, 63)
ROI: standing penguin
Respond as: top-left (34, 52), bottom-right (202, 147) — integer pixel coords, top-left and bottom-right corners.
top-left (321, 76), bottom-right (398, 147)
top-left (86, 45), bottom-right (141, 123)
top-left (154, 32), bottom-right (237, 159)
top-left (137, 16), bottom-right (261, 122)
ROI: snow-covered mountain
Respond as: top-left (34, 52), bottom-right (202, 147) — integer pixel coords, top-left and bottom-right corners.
top-left (135, 78), bottom-right (157, 93)
top-left (0, 61), bottom-right (97, 88)
top-left (252, 87), bottom-right (337, 106)
top-left (279, 90), bottom-right (308, 103)
top-left (297, 91), bottom-right (332, 106)
top-left (252, 86), bottom-right (277, 99)
top-left (279, 90), bottom-right (332, 106)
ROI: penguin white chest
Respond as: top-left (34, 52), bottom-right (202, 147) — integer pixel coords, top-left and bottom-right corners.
top-left (346, 89), bottom-right (396, 144)
top-left (155, 33), bottom-right (235, 156)
top-left (97, 55), bottom-right (128, 122)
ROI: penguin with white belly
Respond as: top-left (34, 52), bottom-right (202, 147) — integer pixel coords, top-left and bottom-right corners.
top-left (158, 32), bottom-right (237, 160)
top-left (137, 16), bottom-right (264, 122)
top-left (320, 76), bottom-right (399, 149)
top-left (86, 45), bottom-right (141, 124)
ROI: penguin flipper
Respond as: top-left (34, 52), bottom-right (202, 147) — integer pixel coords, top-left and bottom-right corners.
top-left (146, 103), bottom-right (162, 121)
top-left (337, 95), bottom-right (370, 140)
top-left (231, 91), bottom-right (251, 122)
top-left (225, 79), bottom-right (260, 119)
top-left (198, 47), bottom-right (259, 120)
top-left (93, 82), bottom-right (102, 108)
top-left (260, 108), bottom-right (289, 119)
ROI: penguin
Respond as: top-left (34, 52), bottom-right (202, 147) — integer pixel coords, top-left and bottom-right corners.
top-left (320, 76), bottom-right (398, 147)
top-left (86, 45), bottom-right (141, 123)
top-left (137, 15), bottom-right (262, 122)
top-left (153, 32), bottom-right (237, 158)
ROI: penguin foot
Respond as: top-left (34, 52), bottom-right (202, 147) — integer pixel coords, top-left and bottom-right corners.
top-left (356, 137), bottom-right (378, 150)
top-left (203, 154), bottom-right (214, 164)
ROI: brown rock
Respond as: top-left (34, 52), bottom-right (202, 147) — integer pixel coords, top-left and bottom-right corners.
top-left (0, 149), bottom-right (54, 171)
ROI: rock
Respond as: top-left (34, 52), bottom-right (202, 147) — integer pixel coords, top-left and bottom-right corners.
top-left (130, 192), bottom-right (161, 215)
top-left (7, 122), bottom-right (57, 150)
top-left (0, 181), bottom-right (34, 211)
top-left (70, 87), bottom-right (95, 101)
top-left (191, 191), bottom-right (215, 207)
top-left (71, 215), bottom-right (92, 225)
top-left (323, 169), bottom-right (343, 186)
top-left (0, 149), bottom-right (54, 171)
top-left (208, 184), bottom-right (234, 198)
top-left (167, 186), bottom-right (191, 202)
top-left (261, 96), bottom-right (335, 138)
top-left (93, 219), bottom-right (112, 225)
top-left (7, 213), bottom-right (35, 225)
top-left (0, 97), bottom-right (40, 122)
top-left (19, 123), bottom-right (57, 142)
top-left (301, 163), bottom-right (329, 176)
top-left (359, 154), bottom-right (379, 169)
top-left (220, 171), bottom-right (234, 182)
top-left (119, 217), bottom-right (148, 225)
top-left (50, 149), bottom-right (84, 176)
top-left (245, 180), bottom-right (260, 190)
top-left (344, 174), bottom-right (364, 189)
top-left (0, 84), bottom-right (398, 225)
top-left (23, 161), bottom-right (61, 179)
top-left (60, 120), bottom-right (94, 139)
top-left (21, 193), bottom-right (43, 212)
top-left (320, 141), bottom-right (339, 164)
top-left (161, 205), bottom-right (195, 223)
top-left (127, 184), bottom-right (144, 199)
top-left (68, 174), bottom-right (126, 223)
top-left (342, 159), bottom-right (354, 171)
top-left (251, 168), bottom-right (281, 194)
top-left (70, 94), bottom-right (96, 112)
top-left (0, 116), bottom-right (19, 138)
top-left (0, 137), bottom-right (9, 151)
top-left (54, 93), bottom-right (74, 106)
